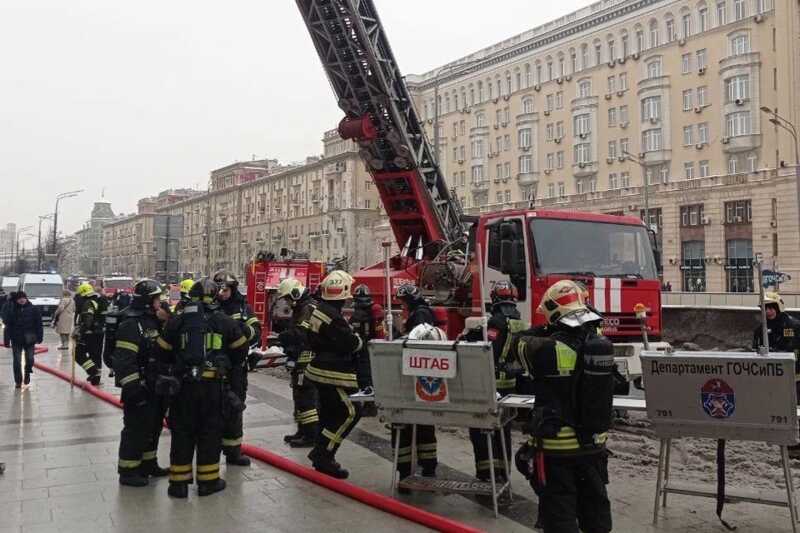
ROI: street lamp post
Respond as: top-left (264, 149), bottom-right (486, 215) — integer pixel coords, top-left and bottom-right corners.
top-left (13, 226), bottom-right (33, 272)
top-left (622, 151), bottom-right (650, 228)
top-left (51, 190), bottom-right (84, 255)
top-left (37, 214), bottom-right (54, 270)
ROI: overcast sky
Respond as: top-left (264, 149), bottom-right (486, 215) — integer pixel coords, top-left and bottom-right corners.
top-left (0, 0), bottom-right (589, 241)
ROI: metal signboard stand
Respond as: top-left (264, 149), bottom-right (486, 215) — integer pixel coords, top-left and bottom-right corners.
top-left (363, 339), bottom-right (515, 517)
top-left (642, 349), bottom-right (799, 532)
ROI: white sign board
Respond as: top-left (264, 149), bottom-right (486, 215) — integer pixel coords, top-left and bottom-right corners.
top-left (641, 350), bottom-right (798, 445)
top-left (402, 348), bottom-right (457, 378)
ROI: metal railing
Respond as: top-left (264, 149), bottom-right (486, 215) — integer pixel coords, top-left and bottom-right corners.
top-left (663, 291), bottom-right (800, 310)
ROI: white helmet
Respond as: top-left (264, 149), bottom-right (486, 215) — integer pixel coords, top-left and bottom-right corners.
top-left (408, 323), bottom-right (448, 341)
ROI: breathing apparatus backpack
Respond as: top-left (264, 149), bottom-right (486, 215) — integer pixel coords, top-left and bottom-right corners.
top-left (176, 303), bottom-right (225, 381)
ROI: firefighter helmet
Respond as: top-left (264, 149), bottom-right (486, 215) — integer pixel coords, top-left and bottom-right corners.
top-left (77, 282), bottom-right (95, 298)
top-left (277, 278), bottom-right (305, 301)
top-left (212, 269), bottom-right (238, 290)
top-left (131, 279), bottom-right (161, 308)
top-left (353, 284), bottom-right (372, 306)
top-left (491, 281), bottom-right (518, 303)
top-left (179, 279), bottom-right (194, 295)
top-left (319, 270), bottom-right (354, 301)
top-left (408, 323), bottom-right (447, 341)
top-left (538, 279), bottom-right (601, 327)
top-left (764, 291), bottom-right (786, 313)
top-left (396, 283), bottom-right (423, 303)
top-left (189, 277), bottom-right (220, 303)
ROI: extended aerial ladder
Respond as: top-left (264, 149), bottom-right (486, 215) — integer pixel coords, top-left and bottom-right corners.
top-left (296, 0), bottom-right (465, 261)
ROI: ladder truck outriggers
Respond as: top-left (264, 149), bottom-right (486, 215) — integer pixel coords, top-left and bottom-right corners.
top-left (295, 0), bottom-right (665, 391)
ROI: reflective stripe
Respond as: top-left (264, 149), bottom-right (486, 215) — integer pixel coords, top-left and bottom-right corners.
top-left (119, 373), bottom-right (140, 386)
top-left (197, 472), bottom-right (220, 482)
top-left (231, 313), bottom-right (243, 320)
top-left (555, 342), bottom-right (577, 375)
top-left (298, 351), bottom-right (314, 364)
top-left (170, 464), bottom-right (192, 473)
top-left (222, 438), bottom-right (242, 447)
top-left (326, 387), bottom-right (357, 452)
top-left (311, 309), bottom-right (332, 324)
top-left (322, 428), bottom-right (343, 445)
top-left (245, 317), bottom-right (259, 326)
top-left (157, 337), bottom-right (173, 351)
top-left (169, 472), bottom-right (193, 482)
top-left (81, 361), bottom-right (95, 370)
top-left (418, 452), bottom-right (438, 460)
top-left (417, 443), bottom-right (437, 452)
top-left (118, 459), bottom-right (141, 468)
top-left (304, 366), bottom-right (358, 388)
top-left (206, 333), bottom-right (223, 350)
top-left (197, 464), bottom-right (219, 473)
top-left (229, 335), bottom-right (248, 349)
top-left (141, 451), bottom-right (157, 461)
top-left (201, 370), bottom-right (218, 379)
top-left (115, 340), bottom-right (139, 353)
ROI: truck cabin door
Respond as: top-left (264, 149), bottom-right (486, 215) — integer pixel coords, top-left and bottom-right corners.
top-left (484, 217), bottom-right (531, 324)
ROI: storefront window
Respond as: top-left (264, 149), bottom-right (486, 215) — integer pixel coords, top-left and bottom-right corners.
top-left (681, 241), bottom-right (706, 292)
top-left (725, 239), bottom-right (754, 292)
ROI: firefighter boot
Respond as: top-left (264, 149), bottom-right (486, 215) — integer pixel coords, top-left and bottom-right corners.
top-left (288, 434), bottom-right (316, 448)
top-left (308, 448), bottom-right (349, 479)
top-left (119, 472), bottom-right (149, 487)
top-left (89, 374), bottom-right (101, 386)
top-left (225, 450), bottom-right (251, 467)
top-left (168, 482), bottom-right (188, 499)
top-left (283, 429), bottom-right (302, 443)
top-left (198, 478), bottom-right (226, 497)
top-left (141, 460), bottom-right (169, 478)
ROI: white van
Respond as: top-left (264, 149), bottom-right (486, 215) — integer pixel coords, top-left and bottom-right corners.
top-left (1, 276), bottom-right (19, 295)
top-left (18, 273), bottom-right (64, 321)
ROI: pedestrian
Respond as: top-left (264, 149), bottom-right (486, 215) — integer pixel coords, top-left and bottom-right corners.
top-left (53, 290), bottom-right (75, 350)
top-left (514, 280), bottom-right (615, 533)
top-left (301, 270), bottom-right (364, 479)
top-left (3, 291), bottom-right (43, 388)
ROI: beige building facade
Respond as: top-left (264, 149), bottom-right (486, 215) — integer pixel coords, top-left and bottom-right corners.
top-left (407, 0), bottom-right (800, 291)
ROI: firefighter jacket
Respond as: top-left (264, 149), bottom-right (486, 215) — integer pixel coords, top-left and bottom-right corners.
top-left (463, 302), bottom-right (528, 390)
top-left (278, 294), bottom-right (316, 368)
top-left (158, 303), bottom-right (250, 381)
top-left (403, 302), bottom-right (435, 335)
top-left (112, 308), bottom-right (168, 391)
top-left (350, 302), bottom-right (385, 342)
top-left (77, 295), bottom-right (108, 338)
top-left (753, 312), bottom-right (800, 376)
top-left (515, 325), bottom-right (615, 456)
top-left (300, 300), bottom-right (363, 388)
top-left (220, 292), bottom-right (262, 348)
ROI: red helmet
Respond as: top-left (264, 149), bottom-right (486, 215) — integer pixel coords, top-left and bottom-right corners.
top-left (491, 281), bottom-right (518, 303)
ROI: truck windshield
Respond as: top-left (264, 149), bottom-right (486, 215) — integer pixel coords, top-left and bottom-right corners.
top-left (24, 284), bottom-right (63, 298)
top-left (530, 218), bottom-right (658, 279)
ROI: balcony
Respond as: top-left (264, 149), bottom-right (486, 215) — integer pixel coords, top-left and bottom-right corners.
top-left (640, 149), bottom-right (672, 165)
top-left (722, 134), bottom-right (761, 154)
top-left (471, 180), bottom-right (490, 192)
top-left (572, 162), bottom-right (597, 178)
top-left (637, 75), bottom-right (670, 93)
top-left (518, 171), bottom-right (539, 186)
top-left (719, 52), bottom-right (761, 75)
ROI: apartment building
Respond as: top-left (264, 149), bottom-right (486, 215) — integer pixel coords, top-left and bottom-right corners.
top-left (158, 130), bottom-right (385, 279)
top-left (406, 0), bottom-right (799, 291)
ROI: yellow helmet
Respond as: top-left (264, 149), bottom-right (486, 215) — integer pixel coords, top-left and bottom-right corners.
top-left (77, 282), bottom-right (95, 298)
top-left (538, 279), bottom-right (601, 327)
top-left (179, 279), bottom-right (195, 295)
top-left (319, 270), bottom-right (354, 301)
top-left (764, 291), bottom-right (786, 313)
top-left (277, 278), bottom-right (305, 301)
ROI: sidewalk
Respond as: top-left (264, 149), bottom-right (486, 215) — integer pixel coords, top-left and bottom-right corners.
top-left (3, 330), bottom-right (799, 532)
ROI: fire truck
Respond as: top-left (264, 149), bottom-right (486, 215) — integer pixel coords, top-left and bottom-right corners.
top-left (295, 0), bottom-right (664, 390)
top-left (99, 275), bottom-right (134, 298)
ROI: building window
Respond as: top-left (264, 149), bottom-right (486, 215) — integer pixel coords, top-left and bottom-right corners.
top-left (641, 96), bottom-right (662, 120)
top-left (647, 58), bottom-right (662, 78)
top-left (578, 80), bottom-right (592, 97)
top-left (518, 128), bottom-right (532, 148)
top-left (726, 238), bottom-right (754, 292)
top-left (733, 0), bottom-right (746, 20)
top-left (471, 165), bottom-right (484, 182)
top-left (725, 199), bottom-right (752, 224)
top-left (519, 155), bottom-right (532, 174)
top-left (681, 204), bottom-right (705, 226)
top-left (682, 13), bottom-right (693, 37)
top-left (574, 143), bottom-right (591, 164)
top-left (717, 1), bottom-right (727, 25)
top-left (683, 89), bottom-right (694, 111)
top-left (747, 153), bottom-right (758, 173)
top-left (547, 183), bottom-right (555, 198)
top-left (608, 140), bottom-right (618, 159)
top-left (595, 44), bottom-right (602, 65)
top-left (683, 125), bottom-right (694, 146)
top-left (725, 74), bottom-right (750, 102)
top-left (682, 53), bottom-right (691, 74)
top-left (699, 160), bottom-right (710, 177)
top-left (557, 151), bottom-right (564, 168)
top-left (697, 49), bottom-right (707, 69)
top-left (726, 111), bottom-right (752, 137)
top-left (622, 34), bottom-right (629, 57)
top-left (556, 92), bottom-right (564, 109)
top-left (471, 139), bottom-right (484, 158)
top-left (684, 161), bottom-right (695, 179)
top-left (619, 72), bottom-right (628, 91)
top-left (699, 8), bottom-right (708, 31)
top-left (666, 19), bottom-right (676, 42)
top-left (682, 240), bottom-right (707, 292)
top-left (620, 137), bottom-right (629, 155)
top-left (546, 153), bottom-right (554, 170)
top-left (581, 44), bottom-right (589, 69)
top-left (609, 173), bottom-right (619, 189)
top-left (571, 52), bottom-right (578, 74)
top-left (476, 112), bottom-right (486, 127)
top-left (522, 98), bottom-right (534, 114)
top-left (573, 114), bottom-right (591, 136)
top-left (608, 108), bottom-right (618, 127)
top-left (621, 171), bottom-right (630, 188)
top-left (697, 86), bottom-right (707, 106)
top-left (730, 34), bottom-right (750, 56)
top-left (607, 75), bottom-right (616, 93)
top-left (649, 20), bottom-right (660, 48)
top-left (608, 40), bottom-right (616, 61)
top-left (698, 122), bottom-right (709, 144)
top-left (642, 129), bottom-right (662, 152)
top-left (558, 182), bottom-right (566, 198)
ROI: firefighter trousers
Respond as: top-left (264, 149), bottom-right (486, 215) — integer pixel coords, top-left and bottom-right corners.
top-left (102, 336), bottom-right (115, 371)
top-left (392, 424), bottom-right (437, 478)
top-left (168, 380), bottom-right (223, 486)
top-left (469, 386), bottom-right (514, 480)
top-left (312, 383), bottom-right (361, 458)
top-left (117, 385), bottom-right (168, 475)
top-left (291, 368), bottom-right (319, 437)
top-left (537, 452), bottom-right (612, 533)
top-left (75, 334), bottom-right (103, 377)
top-left (222, 365), bottom-right (247, 457)
top-left (356, 350), bottom-right (372, 390)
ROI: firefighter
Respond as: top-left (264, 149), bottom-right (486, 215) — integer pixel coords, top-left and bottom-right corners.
top-left (72, 282), bottom-right (108, 385)
top-left (159, 278), bottom-right (250, 498)
top-left (462, 281), bottom-right (528, 482)
top-left (113, 280), bottom-right (170, 487)
top-left (514, 280), bottom-right (614, 533)
top-left (103, 291), bottom-right (132, 379)
top-left (300, 270), bottom-right (363, 479)
top-left (213, 269), bottom-right (262, 466)
top-left (392, 283), bottom-right (438, 481)
top-left (172, 278), bottom-right (194, 313)
top-left (349, 284), bottom-right (385, 416)
top-left (276, 278), bottom-right (319, 448)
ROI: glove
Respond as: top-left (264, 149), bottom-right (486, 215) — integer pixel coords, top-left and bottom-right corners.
top-left (121, 383), bottom-right (148, 407)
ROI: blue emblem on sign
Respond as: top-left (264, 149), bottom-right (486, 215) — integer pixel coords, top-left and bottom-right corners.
top-left (415, 377), bottom-right (448, 402)
top-left (701, 379), bottom-right (735, 419)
